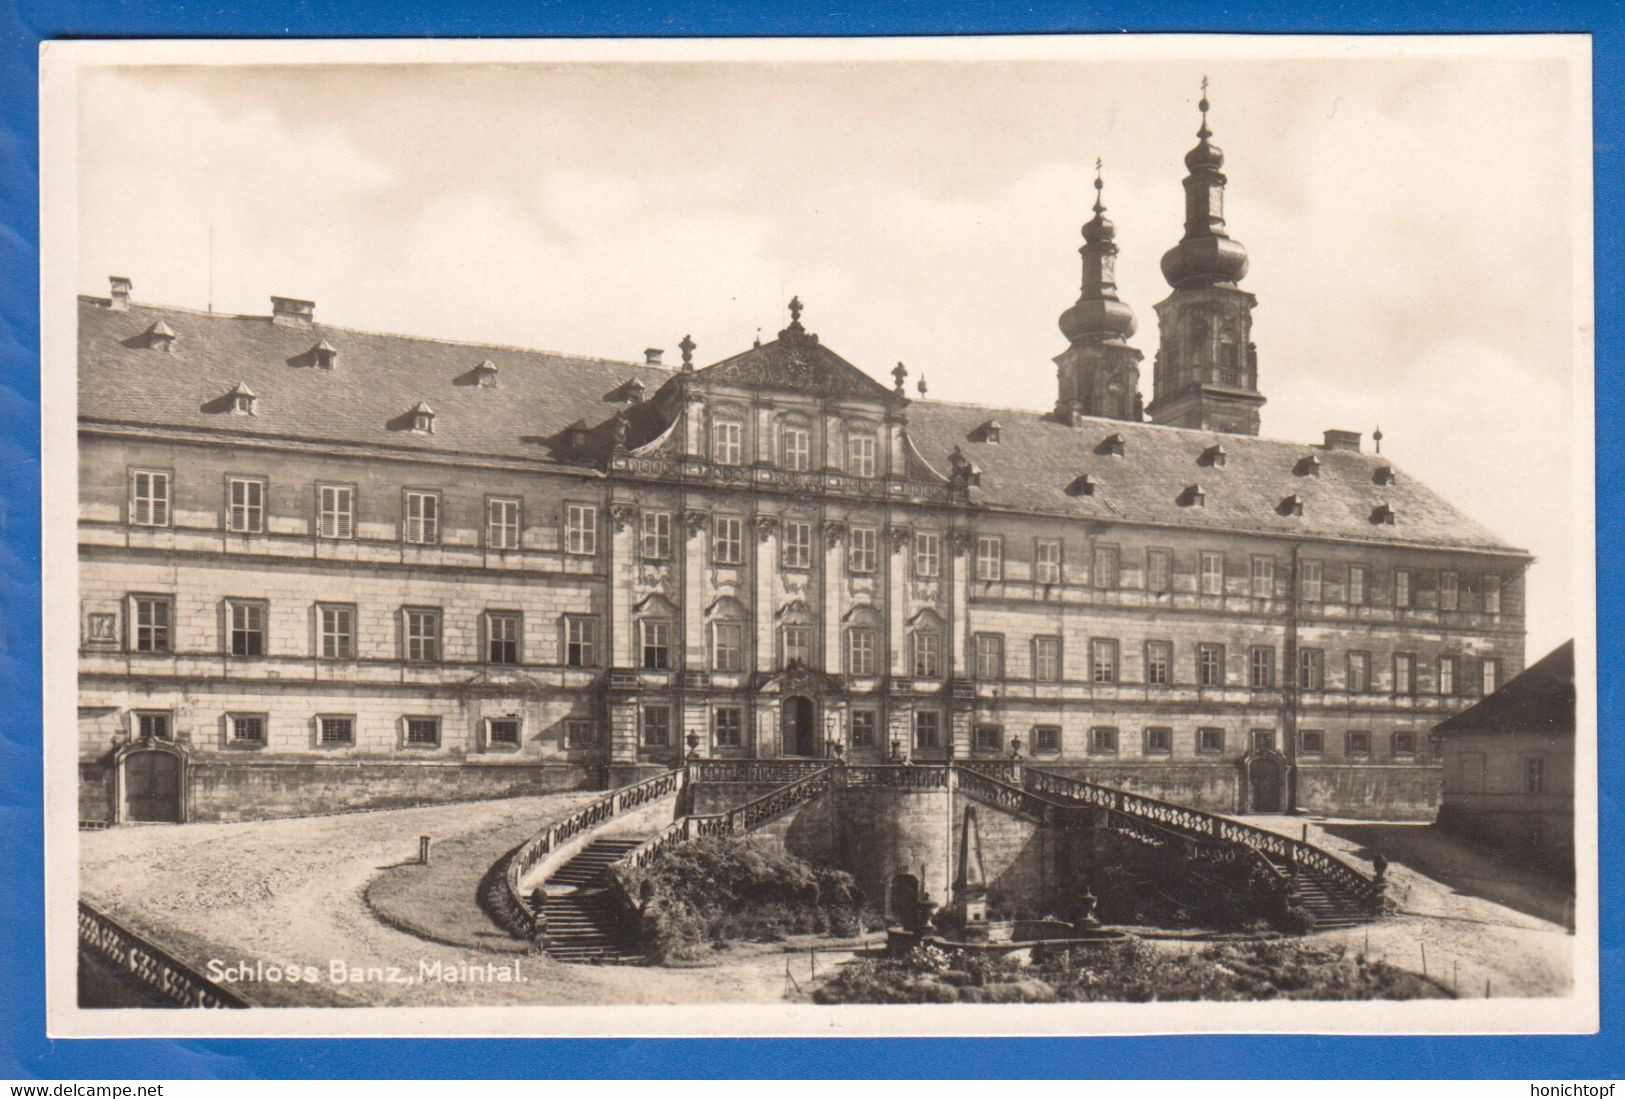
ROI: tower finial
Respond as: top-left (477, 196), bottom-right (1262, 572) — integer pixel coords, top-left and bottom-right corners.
top-left (788, 295), bottom-right (803, 324)
top-left (1198, 75), bottom-right (1211, 138)
top-left (1093, 157), bottom-right (1105, 214)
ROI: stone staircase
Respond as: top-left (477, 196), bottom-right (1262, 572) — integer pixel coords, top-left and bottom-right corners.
top-left (1266, 856), bottom-right (1372, 929)
top-left (534, 835), bottom-right (649, 964)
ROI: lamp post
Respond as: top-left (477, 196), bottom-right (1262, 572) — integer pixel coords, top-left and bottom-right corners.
top-left (888, 711), bottom-right (905, 763)
top-left (823, 711), bottom-right (840, 760)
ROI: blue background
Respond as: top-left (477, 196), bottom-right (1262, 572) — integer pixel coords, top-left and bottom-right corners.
top-left (1, 0), bottom-right (1616, 1080)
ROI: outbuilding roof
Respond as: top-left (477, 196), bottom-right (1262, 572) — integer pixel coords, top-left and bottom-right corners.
top-left (1433, 641), bottom-right (1575, 739)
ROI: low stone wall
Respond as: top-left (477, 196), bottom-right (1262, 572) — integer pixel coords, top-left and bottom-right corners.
top-left (1037, 762), bottom-right (1240, 815)
top-left (1295, 764), bottom-right (1440, 820)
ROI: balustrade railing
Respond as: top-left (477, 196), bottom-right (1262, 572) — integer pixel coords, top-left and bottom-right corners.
top-left (844, 764), bottom-right (950, 790)
top-left (78, 901), bottom-right (248, 1008)
top-left (688, 759), bottom-right (830, 784)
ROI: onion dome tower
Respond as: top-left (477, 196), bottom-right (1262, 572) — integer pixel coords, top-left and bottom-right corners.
top-left (1054, 161), bottom-right (1144, 424)
top-left (1146, 80), bottom-right (1266, 435)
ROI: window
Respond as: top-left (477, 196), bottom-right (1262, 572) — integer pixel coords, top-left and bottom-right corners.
top-left (1089, 543), bottom-right (1118, 590)
top-left (318, 484), bottom-right (354, 540)
top-left (1037, 539), bottom-right (1063, 585)
top-left (1200, 552), bottom-right (1225, 595)
top-left (1484, 574), bottom-right (1502, 614)
top-left (974, 634), bottom-right (1005, 679)
top-left (1347, 564), bottom-right (1368, 606)
top-left (131, 596), bottom-right (172, 653)
top-left (1394, 568), bottom-right (1413, 609)
top-left (1089, 726), bottom-right (1118, 755)
top-left (975, 535), bottom-right (1003, 581)
top-left (1347, 651), bottom-right (1371, 693)
top-left (1299, 729), bottom-right (1324, 755)
top-left (847, 431), bottom-right (877, 478)
top-left (1198, 727), bottom-right (1225, 754)
top-left (783, 625), bottom-right (813, 666)
top-left (226, 477), bottom-right (265, 533)
top-left (850, 709), bottom-right (877, 749)
top-left (712, 418), bottom-right (743, 466)
top-left (781, 423), bottom-right (811, 471)
top-left (228, 713), bottom-right (266, 746)
top-left (1298, 647), bottom-right (1324, 690)
top-left (714, 707), bottom-right (744, 748)
top-left (405, 717), bottom-right (441, 748)
top-left (565, 504), bottom-right (597, 556)
top-left (318, 604), bottom-right (354, 659)
top-left (1034, 725), bottom-right (1062, 754)
top-left (487, 718), bottom-right (521, 748)
top-left (1034, 636), bottom-right (1062, 682)
top-left (1440, 570), bottom-right (1459, 611)
top-left (486, 611), bottom-right (521, 665)
top-left (641, 511), bottom-right (672, 560)
top-left (848, 526), bottom-right (878, 573)
top-left (130, 469), bottom-right (171, 527)
top-left (1345, 730), bottom-right (1371, 758)
top-left (1144, 727), bottom-right (1172, 755)
top-left (1251, 729), bottom-right (1275, 752)
top-left (1251, 556), bottom-right (1276, 598)
top-left (1481, 658), bottom-right (1500, 695)
top-left (1439, 655), bottom-right (1457, 695)
top-left (1250, 646), bottom-right (1275, 689)
top-left (404, 608), bottom-right (440, 662)
top-left (913, 710), bottom-right (941, 749)
top-left (783, 519), bottom-right (813, 569)
top-left (565, 720), bottom-right (596, 749)
top-left (1392, 731), bottom-right (1417, 758)
top-left (1146, 641), bottom-right (1172, 686)
top-left (641, 706), bottom-right (671, 747)
top-left (846, 628), bottom-right (876, 676)
top-left (1394, 652), bottom-right (1416, 695)
top-left (487, 497), bottom-right (521, 550)
top-left (227, 600), bottom-right (266, 657)
top-left (1090, 639), bottom-right (1118, 684)
top-left (1146, 549), bottom-right (1172, 594)
top-left (564, 615), bottom-right (598, 668)
top-left (714, 515), bottom-right (744, 565)
top-left (912, 629), bottom-right (941, 678)
top-left (1300, 559), bottom-right (1323, 602)
top-left (975, 724), bottom-right (1003, 752)
top-left (318, 716), bottom-right (354, 746)
top-left (914, 531), bottom-right (941, 578)
top-left (712, 622), bottom-right (744, 673)
top-left (134, 711), bottom-right (172, 741)
top-left (1524, 756), bottom-right (1547, 794)
top-left (403, 490), bottom-right (440, 545)
top-left (640, 619), bottom-right (671, 670)
top-left (1197, 643), bottom-right (1225, 687)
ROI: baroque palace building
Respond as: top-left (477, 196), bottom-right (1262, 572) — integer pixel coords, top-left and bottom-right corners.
top-left (77, 95), bottom-right (1529, 825)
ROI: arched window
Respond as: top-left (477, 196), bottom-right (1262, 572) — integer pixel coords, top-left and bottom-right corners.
top-left (778, 600), bottom-right (814, 668)
top-left (843, 606), bottom-right (881, 677)
top-left (707, 597), bottom-right (747, 674)
top-left (908, 609), bottom-right (945, 678)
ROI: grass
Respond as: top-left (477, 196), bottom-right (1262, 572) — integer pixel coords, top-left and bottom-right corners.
top-left (364, 828), bottom-right (533, 954)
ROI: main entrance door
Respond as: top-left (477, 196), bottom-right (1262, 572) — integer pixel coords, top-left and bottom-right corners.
top-left (124, 750), bottom-right (181, 823)
top-left (1248, 756), bottom-right (1284, 813)
top-left (782, 696), bottom-right (817, 757)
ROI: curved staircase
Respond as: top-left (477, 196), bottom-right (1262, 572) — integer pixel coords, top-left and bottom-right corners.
top-left (534, 835), bottom-right (650, 964)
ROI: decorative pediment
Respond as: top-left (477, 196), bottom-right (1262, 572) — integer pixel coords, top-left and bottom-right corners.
top-left (706, 595), bottom-right (748, 620)
top-left (633, 593), bottom-right (679, 617)
top-left (777, 598), bottom-right (814, 623)
top-left (694, 297), bottom-right (899, 402)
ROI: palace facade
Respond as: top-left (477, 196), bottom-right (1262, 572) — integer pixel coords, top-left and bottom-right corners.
top-left (77, 96), bottom-right (1529, 824)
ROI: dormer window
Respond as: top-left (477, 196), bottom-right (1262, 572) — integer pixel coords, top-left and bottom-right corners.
top-left (1371, 502), bottom-right (1397, 525)
top-left (1295, 454), bottom-right (1322, 478)
top-left (565, 420), bottom-right (588, 452)
top-left (975, 419), bottom-right (1002, 445)
top-left (146, 321), bottom-right (176, 353)
top-left (624, 377), bottom-right (646, 404)
top-left (227, 382), bottom-right (256, 416)
top-left (1098, 432), bottom-right (1126, 457)
top-left (1066, 473), bottom-right (1097, 497)
top-left (313, 339), bottom-right (338, 369)
top-left (1374, 464), bottom-right (1397, 486)
top-left (407, 401), bottom-right (435, 434)
top-left (473, 359), bottom-right (498, 387)
top-left (1279, 493), bottom-right (1304, 517)
top-left (1200, 444), bottom-right (1227, 468)
top-left (1180, 484), bottom-right (1206, 508)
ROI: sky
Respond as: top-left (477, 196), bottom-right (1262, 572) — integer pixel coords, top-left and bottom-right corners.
top-left (73, 41), bottom-right (1588, 658)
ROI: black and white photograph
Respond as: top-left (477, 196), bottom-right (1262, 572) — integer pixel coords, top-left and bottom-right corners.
top-left (40, 34), bottom-right (1595, 1037)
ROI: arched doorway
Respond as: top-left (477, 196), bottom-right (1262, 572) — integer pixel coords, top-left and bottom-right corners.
top-left (123, 748), bottom-right (182, 823)
top-left (1247, 755), bottom-right (1285, 814)
top-left (782, 695), bottom-right (817, 757)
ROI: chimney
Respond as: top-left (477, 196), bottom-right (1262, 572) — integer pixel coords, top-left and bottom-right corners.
top-left (109, 276), bottom-right (131, 312)
top-left (271, 296), bottom-right (315, 327)
top-left (644, 348), bottom-right (664, 366)
top-left (1322, 429), bottom-right (1362, 452)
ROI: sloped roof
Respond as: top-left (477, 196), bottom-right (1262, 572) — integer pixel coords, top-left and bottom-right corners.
top-left (78, 300), bottom-right (671, 465)
top-left (904, 400), bottom-right (1523, 553)
top-left (1433, 641), bottom-right (1575, 737)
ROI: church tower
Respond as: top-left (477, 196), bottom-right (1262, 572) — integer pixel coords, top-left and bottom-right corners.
top-left (1146, 82), bottom-right (1265, 435)
top-left (1053, 163), bottom-right (1143, 424)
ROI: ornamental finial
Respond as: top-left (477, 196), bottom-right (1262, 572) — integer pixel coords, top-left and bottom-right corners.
top-left (1093, 157), bottom-right (1105, 214)
top-left (917, 374), bottom-right (928, 399)
top-left (1198, 75), bottom-right (1211, 138)
top-left (892, 361), bottom-right (908, 397)
top-left (679, 333), bottom-right (696, 371)
top-left (788, 295), bottom-right (803, 324)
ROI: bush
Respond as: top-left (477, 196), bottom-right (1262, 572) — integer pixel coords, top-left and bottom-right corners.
top-left (610, 836), bottom-right (869, 963)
